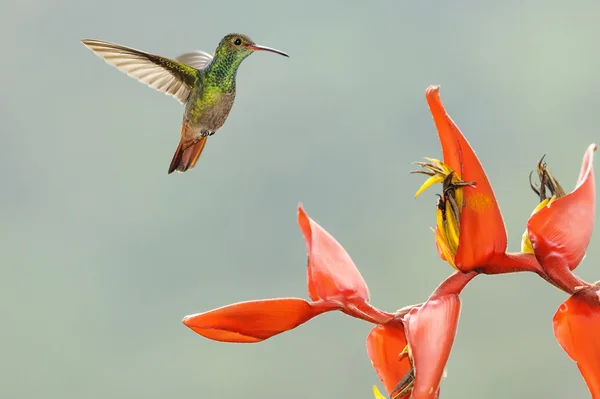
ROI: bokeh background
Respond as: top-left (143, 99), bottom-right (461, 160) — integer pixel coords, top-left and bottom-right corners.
top-left (2, 0), bottom-right (600, 398)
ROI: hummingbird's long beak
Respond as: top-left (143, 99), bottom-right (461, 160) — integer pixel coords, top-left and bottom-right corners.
top-left (246, 44), bottom-right (289, 57)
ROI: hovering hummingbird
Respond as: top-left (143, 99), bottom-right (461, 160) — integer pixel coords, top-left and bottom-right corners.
top-left (81, 33), bottom-right (288, 174)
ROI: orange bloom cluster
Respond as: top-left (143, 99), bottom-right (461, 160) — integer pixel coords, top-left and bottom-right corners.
top-left (182, 86), bottom-right (599, 399)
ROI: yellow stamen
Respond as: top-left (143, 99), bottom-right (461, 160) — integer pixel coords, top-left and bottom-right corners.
top-left (398, 344), bottom-right (410, 360)
top-left (372, 385), bottom-right (387, 399)
top-left (435, 227), bottom-right (457, 269)
top-left (412, 158), bottom-right (475, 270)
top-left (531, 197), bottom-right (555, 216)
top-left (520, 231), bottom-right (535, 254)
top-left (413, 158), bottom-right (456, 198)
top-left (444, 200), bottom-right (460, 254)
top-left (415, 174), bottom-right (445, 198)
top-left (520, 196), bottom-right (557, 253)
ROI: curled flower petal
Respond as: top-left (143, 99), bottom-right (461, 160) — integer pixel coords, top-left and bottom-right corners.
top-left (424, 86), bottom-right (507, 271)
top-left (182, 298), bottom-right (335, 343)
top-left (404, 294), bottom-right (461, 399)
top-left (366, 322), bottom-right (412, 399)
top-left (528, 144), bottom-right (596, 273)
top-left (553, 285), bottom-right (600, 398)
top-left (298, 204), bottom-right (370, 303)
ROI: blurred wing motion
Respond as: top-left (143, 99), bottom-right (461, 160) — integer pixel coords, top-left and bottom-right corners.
top-left (176, 51), bottom-right (214, 70)
top-left (81, 39), bottom-right (202, 104)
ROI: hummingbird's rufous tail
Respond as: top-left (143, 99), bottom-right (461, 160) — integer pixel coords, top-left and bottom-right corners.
top-left (168, 137), bottom-right (208, 174)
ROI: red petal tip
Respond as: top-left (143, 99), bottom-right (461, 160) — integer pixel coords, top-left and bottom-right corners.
top-left (426, 85), bottom-right (440, 94)
top-left (297, 202), bottom-right (305, 213)
top-left (297, 208), bottom-right (370, 306)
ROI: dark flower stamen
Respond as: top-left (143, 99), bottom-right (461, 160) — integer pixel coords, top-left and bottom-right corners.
top-left (529, 155), bottom-right (566, 202)
top-left (412, 162), bottom-right (476, 221)
top-left (390, 366), bottom-right (415, 399)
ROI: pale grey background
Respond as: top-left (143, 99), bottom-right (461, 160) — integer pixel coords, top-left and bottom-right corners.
top-left (1, 0), bottom-right (599, 398)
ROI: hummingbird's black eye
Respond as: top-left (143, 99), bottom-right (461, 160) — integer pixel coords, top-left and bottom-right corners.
top-left (233, 38), bottom-right (242, 46)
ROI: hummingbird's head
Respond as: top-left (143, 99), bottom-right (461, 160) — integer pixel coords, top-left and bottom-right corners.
top-left (216, 33), bottom-right (289, 60)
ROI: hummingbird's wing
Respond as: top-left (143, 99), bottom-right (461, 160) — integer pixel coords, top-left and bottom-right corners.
top-left (175, 51), bottom-right (214, 70)
top-left (81, 39), bottom-right (200, 104)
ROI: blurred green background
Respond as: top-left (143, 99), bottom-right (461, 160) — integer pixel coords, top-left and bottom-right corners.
top-left (2, 0), bottom-right (599, 398)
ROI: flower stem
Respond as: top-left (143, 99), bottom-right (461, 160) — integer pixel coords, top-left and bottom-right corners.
top-left (478, 252), bottom-right (590, 295)
top-left (544, 266), bottom-right (591, 295)
top-left (343, 301), bottom-right (395, 325)
top-left (431, 270), bottom-right (478, 298)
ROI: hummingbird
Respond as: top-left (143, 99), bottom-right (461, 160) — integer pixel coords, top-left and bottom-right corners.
top-left (81, 33), bottom-right (288, 174)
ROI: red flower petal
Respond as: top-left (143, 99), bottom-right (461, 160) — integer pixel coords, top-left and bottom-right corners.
top-left (426, 86), bottom-right (507, 271)
top-left (297, 205), bottom-right (370, 303)
top-left (553, 286), bottom-right (600, 398)
top-left (366, 322), bottom-right (412, 399)
top-left (182, 298), bottom-right (335, 343)
top-left (404, 293), bottom-right (461, 399)
top-left (528, 144), bottom-right (597, 274)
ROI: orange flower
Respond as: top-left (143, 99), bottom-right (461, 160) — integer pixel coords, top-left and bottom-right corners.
top-left (553, 283), bottom-right (600, 399)
top-left (522, 144), bottom-right (597, 293)
top-left (182, 205), bottom-right (392, 343)
top-left (524, 145), bottom-right (600, 397)
top-left (183, 204), bottom-right (479, 399)
top-left (367, 272), bottom-right (475, 399)
top-left (414, 86), bottom-right (507, 272)
top-left (415, 86), bottom-right (580, 282)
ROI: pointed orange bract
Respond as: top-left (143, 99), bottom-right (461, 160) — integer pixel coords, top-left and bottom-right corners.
top-left (404, 294), bottom-right (460, 399)
top-left (425, 86), bottom-right (507, 271)
top-left (298, 205), bottom-right (370, 303)
top-left (367, 322), bottom-right (412, 399)
top-left (182, 298), bottom-right (334, 343)
top-left (528, 144), bottom-right (596, 273)
top-left (183, 206), bottom-right (392, 346)
top-left (553, 286), bottom-right (600, 399)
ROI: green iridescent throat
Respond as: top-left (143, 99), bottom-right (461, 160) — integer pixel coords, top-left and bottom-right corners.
top-left (201, 48), bottom-right (251, 92)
